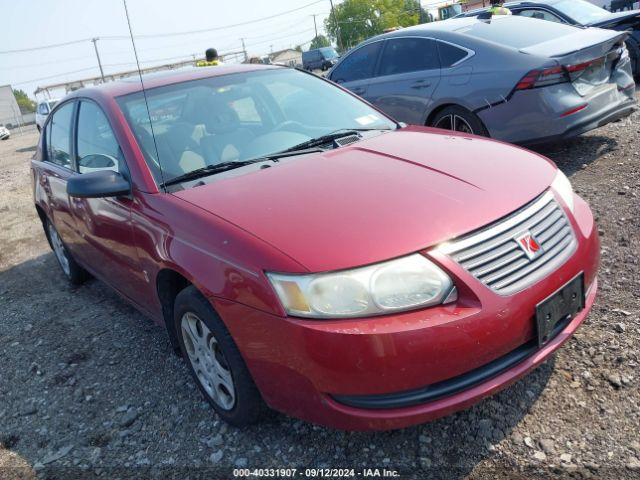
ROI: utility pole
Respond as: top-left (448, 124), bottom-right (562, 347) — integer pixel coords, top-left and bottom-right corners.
top-left (91, 37), bottom-right (106, 83)
top-left (312, 14), bottom-right (318, 39)
top-left (328, 0), bottom-right (343, 53)
top-left (241, 38), bottom-right (248, 62)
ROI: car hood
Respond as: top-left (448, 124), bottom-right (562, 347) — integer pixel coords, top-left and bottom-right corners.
top-left (173, 127), bottom-right (557, 272)
top-left (586, 10), bottom-right (640, 28)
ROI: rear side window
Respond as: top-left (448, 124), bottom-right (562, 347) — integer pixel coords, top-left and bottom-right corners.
top-left (331, 42), bottom-right (382, 83)
top-left (438, 42), bottom-right (468, 67)
top-left (47, 102), bottom-right (74, 169)
top-left (378, 38), bottom-right (439, 76)
top-left (76, 101), bottom-right (125, 174)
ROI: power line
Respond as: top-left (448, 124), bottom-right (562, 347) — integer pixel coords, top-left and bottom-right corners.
top-left (128, 0), bottom-right (325, 39)
top-left (0, 0), bottom-right (324, 55)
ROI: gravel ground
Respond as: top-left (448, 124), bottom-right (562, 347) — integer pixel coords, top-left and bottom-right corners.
top-left (0, 99), bottom-right (639, 480)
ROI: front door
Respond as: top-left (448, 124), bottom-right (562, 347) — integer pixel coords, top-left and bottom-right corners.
top-left (68, 100), bottom-right (145, 303)
top-left (366, 38), bottom-right (441, 126)
top-left (329, 41), bottom-right (383, 99)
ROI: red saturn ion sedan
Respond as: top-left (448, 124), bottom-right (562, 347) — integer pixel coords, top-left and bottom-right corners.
top-left (32, 65), bottom-right (599, 431)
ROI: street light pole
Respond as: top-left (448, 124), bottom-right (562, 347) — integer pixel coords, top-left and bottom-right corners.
top-left (328, 0), bottom-right (343, 52)
top-left (241, 38), bottom-right (248, 62)
top-left (91, 37), bottom-right (106, 83)
top-left (312, 14), bottom-right (318, 38)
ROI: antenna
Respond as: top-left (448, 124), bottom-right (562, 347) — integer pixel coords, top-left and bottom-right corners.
top-left (122, 0), bottom-right (166, 189)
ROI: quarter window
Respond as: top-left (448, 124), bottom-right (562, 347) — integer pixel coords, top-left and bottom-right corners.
top-left (378, 38), bottom-right (439, 76)
top-left (76, 101), bottom-right (125, 174)
top-left (47, 102), bottom-right (74, 169)
top-left (437, 42), bottom-right (468, 68)
top-left (330, 42), bottom-right (382, 83)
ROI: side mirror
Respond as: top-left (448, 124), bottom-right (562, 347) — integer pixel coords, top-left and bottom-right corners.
top-left (67, 170), bottom-right (131, 198)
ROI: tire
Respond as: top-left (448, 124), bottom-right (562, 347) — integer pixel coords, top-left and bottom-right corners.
top-left (45, 218), bottom-right (88, 285)
top-left (430, 106), bottom-right (489, 137)
top-left (174, 285), bottom-right (266, 426)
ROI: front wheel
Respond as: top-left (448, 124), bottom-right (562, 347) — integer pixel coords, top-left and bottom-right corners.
top-left (430, 106), bottom-right (488, 137)
top-left (174, 286), bottom-right (266, 426)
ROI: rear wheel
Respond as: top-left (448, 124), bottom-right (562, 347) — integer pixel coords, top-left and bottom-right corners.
top-left (430, 106), bottom-right (488, 137)
top-left (174, 286), bottom-right (266, 426)
top-left (46, 219), bottom-right (88, 285)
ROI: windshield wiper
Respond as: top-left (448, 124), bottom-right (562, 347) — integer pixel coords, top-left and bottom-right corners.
top-left (162, 159), bottom-right (264, 187)
top-left (162, 148), bottom-right (324, 188)
top-left (281, 128), bottom-right (392, 153)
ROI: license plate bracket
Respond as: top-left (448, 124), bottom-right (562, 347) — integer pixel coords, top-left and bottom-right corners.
top-left (535, 273), bottom-right (585, 348)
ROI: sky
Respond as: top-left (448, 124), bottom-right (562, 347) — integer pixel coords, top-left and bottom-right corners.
top-left (0, 0), bottom-right (333, 99)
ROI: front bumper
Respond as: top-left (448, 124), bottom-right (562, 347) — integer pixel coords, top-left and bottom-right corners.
top-left (212, 194), bottom-right (599, 430)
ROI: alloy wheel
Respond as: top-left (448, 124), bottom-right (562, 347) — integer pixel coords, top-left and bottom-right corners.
top-left (181, 311), bottom-right (236, 410)
top-left (434, 114), bottom-right (474, 134)
top-left (48, 223), bottom-right (71, 277)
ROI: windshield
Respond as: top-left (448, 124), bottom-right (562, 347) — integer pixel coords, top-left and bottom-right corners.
top-left (552, 0), bottom-right (611, 24)
top-left (320, 47), bottom-right (339, 59)
top-left (117, 68), bottom-right (394, 186)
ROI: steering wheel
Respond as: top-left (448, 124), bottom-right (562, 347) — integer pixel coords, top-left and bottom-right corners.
top-left (272, 120), bottom-right (306, 134)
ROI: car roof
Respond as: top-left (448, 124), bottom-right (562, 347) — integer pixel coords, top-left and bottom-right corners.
top-left (360, 15), bottom-right (561, 45)
top-left (65, 64), bottom-right (283, 100)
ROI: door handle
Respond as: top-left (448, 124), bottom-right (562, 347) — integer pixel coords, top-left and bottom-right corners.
top-left (411, 81), bottom-right (431, 90)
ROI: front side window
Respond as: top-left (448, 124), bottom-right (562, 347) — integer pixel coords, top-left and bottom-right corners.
top-left (517, 9), bottom-right (563, 23)
top-left (378, 38), bottom-right (439, 76)
top-left (552, 0), bottom-right (610, 24)
top-left (330, 42), bottom-right (382, 83)
top-left (76, 101), bottom-right (125, 174)
top-left (47, 102), bottom-right (74, 169)
top-left (319, 47), bottom-right (339, 60)
top-left (117, 68), bottom-right (396, 186)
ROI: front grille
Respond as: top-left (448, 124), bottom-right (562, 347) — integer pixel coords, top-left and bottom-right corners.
top-left (438, 192), bottom-right (577, 296)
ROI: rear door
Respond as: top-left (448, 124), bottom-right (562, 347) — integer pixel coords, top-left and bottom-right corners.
top-left (68, 99), bottom-right (143, 301)
top-left (365, 37), bottom-right (441, 125)
top-left (40, 101), bottom-right (81, 248)
top-left (328, 41), bottom-right (383, 98)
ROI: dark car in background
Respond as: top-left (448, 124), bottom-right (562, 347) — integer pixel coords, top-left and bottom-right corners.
top-left (457, 0), bottom-right (640, 76)
top-left (327, 16), bottom-right (636, 145)
top-left (302, 47), bottom-right (339, 71)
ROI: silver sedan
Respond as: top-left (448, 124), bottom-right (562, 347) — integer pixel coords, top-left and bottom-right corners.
top-left (327, 16), bottom-right (636, 145)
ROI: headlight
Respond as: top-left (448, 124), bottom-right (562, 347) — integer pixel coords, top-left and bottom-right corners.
top-left (267, 254), bottom-right (454, 319)
top-left (551, 170), bottom-right (574, 213)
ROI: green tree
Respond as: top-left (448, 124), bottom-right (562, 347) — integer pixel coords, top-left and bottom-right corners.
top-left (13, 89), bottom-right (36, 114)
top-left (309, 35), bottom-right (331, 50)
top-left (325, 0), bottom-right (427, 51)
